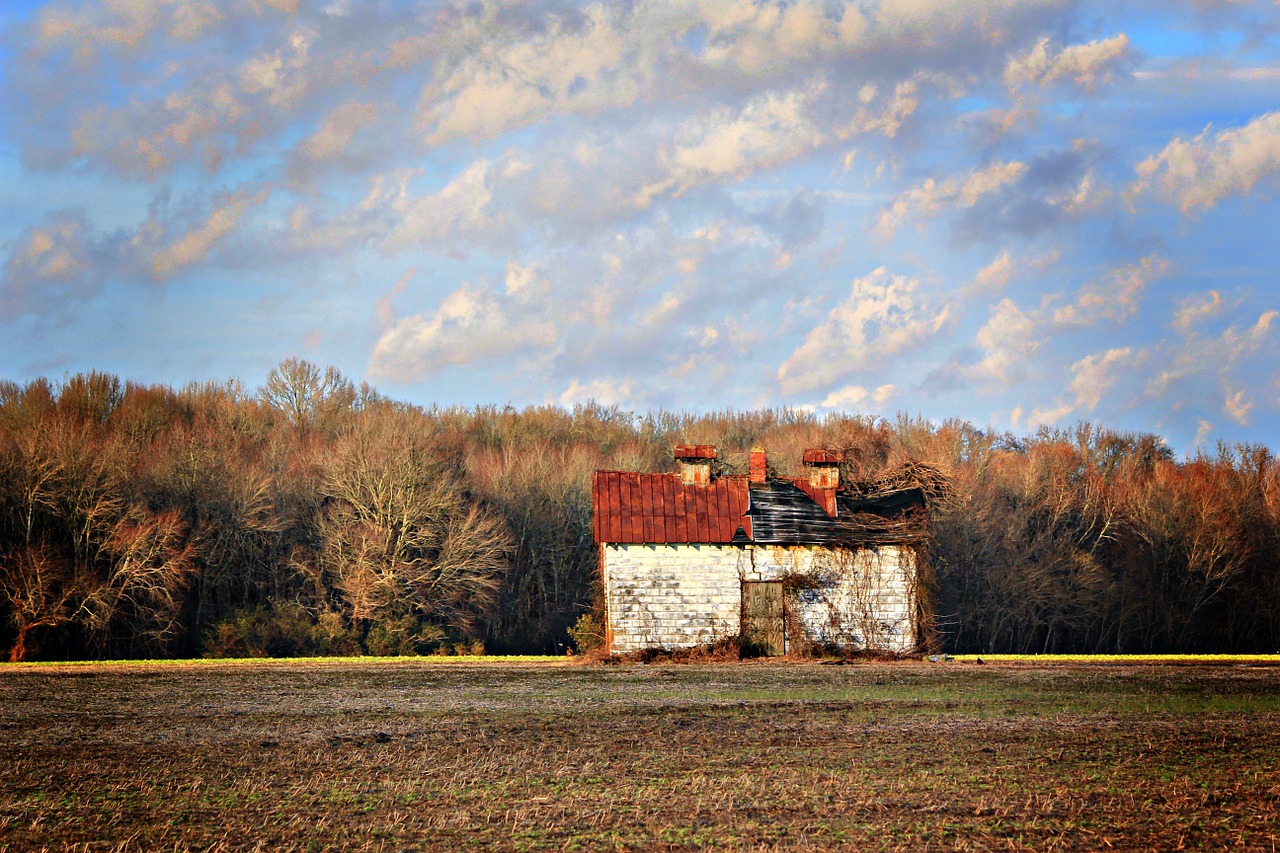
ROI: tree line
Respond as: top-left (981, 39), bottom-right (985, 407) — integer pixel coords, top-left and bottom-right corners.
top-left (2, 360), bottom-right (1278, 661)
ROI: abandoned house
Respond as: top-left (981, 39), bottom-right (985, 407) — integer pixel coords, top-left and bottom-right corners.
top-left (592, 445), bottom-right (930, 656)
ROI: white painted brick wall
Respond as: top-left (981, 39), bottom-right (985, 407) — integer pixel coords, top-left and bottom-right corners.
top-left (603, 543), bottom-right (917, 655)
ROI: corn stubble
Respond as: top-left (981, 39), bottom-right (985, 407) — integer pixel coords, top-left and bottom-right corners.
top-left (2, 660), bottom-right (1279, 851)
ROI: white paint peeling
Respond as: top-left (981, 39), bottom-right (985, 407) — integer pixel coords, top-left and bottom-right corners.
top-left (602, 543), bottom-right (918, 654)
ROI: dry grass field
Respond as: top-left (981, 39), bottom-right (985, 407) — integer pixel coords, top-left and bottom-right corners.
top-left (2, 659), bottom-right (1279, 851)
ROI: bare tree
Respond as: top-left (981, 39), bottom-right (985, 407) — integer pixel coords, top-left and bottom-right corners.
top-left (57, 371), bottom-right (123, 425)
top-left (467, 442), bottom-right (601, 651)
top-left (259, 358), bottom-right (355, 434)
top-left (1, 545), bottom-right (78, 662)
top-left (316, 411), bottom-right (509, 642)
top-left (77, 508), bottom-right (196, 656)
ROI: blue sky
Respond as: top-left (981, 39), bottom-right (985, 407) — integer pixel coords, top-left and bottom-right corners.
top-left (2, 0), bottom-right (1279, 454)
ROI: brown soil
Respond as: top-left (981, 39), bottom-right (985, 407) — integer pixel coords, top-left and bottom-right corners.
top-left (1, 660), bottom-right (1278, 850)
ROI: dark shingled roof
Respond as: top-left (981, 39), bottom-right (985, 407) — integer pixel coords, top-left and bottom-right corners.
top-left (746, 481), bottom-right (927, 547)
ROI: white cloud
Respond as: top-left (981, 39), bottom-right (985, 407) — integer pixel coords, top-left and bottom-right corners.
top-left (1051, 255), bottom-right (1169, 328)
top-left (238, 28), bottom-right (316, 107)
top-left (382, 162), bottom-right (497, 249)
top-left (1193, 419), bottom-right (1214, 447)
top-left (368, 282), bottom-right (557, 382)
top-left (1133, 111), bottom-right (1280, 212)
top-left (1224, 388), bottom-right (1254, 425)
top-left (639, 86), bottom-right (827, 204)
top-left (373, 268), bottom-right (414, 329)
top-left (297, 101), bottom-right (380, 162)
top-left (504, 262), bottom-right (552, 300)
top-left (1026, 400), bottom-right (1076, 426)
top-left (875, 160), bottom-right (1027, 239)
top-left (1, 211), bottom-right (99, 316)
top-left (5, 214), bottom-right (90, 284)
top-left (3, 186), bottom-right (272, 315)
top-left (839, 79), bottom-right (922, 140)
top-left (966, 247), bottom-right (1061, 297)
top-left (1047, 169), bottom-right (1107, 215)
top-left (1068, 347), bottom-right (1133, 412)
top-left (15, 3), bottom-right (426, 179)
top-left (32, 1), bottom-right (165, 58)
top-left (418, 6), bottom-right (640, 146)
top-left (971, 249), bottom-right (1013, 294)
top-left (1005, 34), bottom-right (1132, 93)
top-left (819, 383), bottom-right (896, 410)
top-left (972, 298), bottom-right (1039, 385)
top-left (700, 0), bottom-right (869, 72)
top-left (1216, 309), bottom-right (1276, 355)
top-left (777, 267), bottom-right (950, 393)
top-left (972, 104), bottom-right (1039, 144)
top-left (1173, 290), bottom-right (1225, 334)
top-left (558, 377), bottom-right (637, 408)
top-left (1027, 347), bottom-right (1133, 425)
top-left (131, 189), bottom-right (269, 280)
top-left (170, 4), bottom-right (225, 42)
top-left (881, 0), bottom-right (1058, 28)
top-left (1147, 310), bottom-right (1279, 397)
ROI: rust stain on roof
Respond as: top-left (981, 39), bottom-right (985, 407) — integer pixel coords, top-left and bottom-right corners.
top-left (673, 444), bottom-right (717, 459)
top-left (790, 477), bottom-right (838, 517)
top-left (592, 471), bottom-right (751, 544)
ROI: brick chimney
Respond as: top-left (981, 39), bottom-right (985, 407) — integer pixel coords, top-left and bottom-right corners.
top-left (802, 448), bottom-right (842, 490)
top-left (749, 447), bottom-right (767, 484)
top-left (674, 444), bottom-right (716, 485)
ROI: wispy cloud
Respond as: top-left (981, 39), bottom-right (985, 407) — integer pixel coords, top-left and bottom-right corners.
top-left (1, 210), bottom-right (103, 318)
top-left (368, 281), bottom-right (558, 382)
top-left (1004, 34), bottom-right (1133, 94)
top-left (818, 383), bottom-right (896, 411)
top-left (134, 189), bottom-right (270, 279)
top-left (1027, 347), bottom-right (1135, 426)
top-left (777, 267), bottom-right (951, 394)
top-left (969, 298), bottom-right (1041, 386)
top-left (1172, 290), bottom-right (1225, 334)
top-left (875, 160), bottom-right (1027, 240)
top-left (1132, 111), bottom-right (1280, 212)
top-left (1051, 255), bottom-right (1170, 328)
top-left (639, 85), bottom-right (827, 204)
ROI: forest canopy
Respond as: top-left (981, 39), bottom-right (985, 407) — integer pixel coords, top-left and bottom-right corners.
top-left (2, 360), bottom-right (1278, 662)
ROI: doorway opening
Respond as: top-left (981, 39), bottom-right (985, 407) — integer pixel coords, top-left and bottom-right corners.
top-left (742, 581), bottom-right (785, 655)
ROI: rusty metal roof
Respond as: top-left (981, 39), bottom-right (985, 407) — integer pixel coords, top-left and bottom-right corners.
top-left (790, 477), bottom-right (837, 517)
top-left (592, 471), bottom-right (751, 544)
top-left (673, 444), bottom-right (717, 460)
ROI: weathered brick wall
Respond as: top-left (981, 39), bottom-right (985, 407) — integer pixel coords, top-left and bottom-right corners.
top-left (603, 544), bottom-right (917, 654)
top-left (787, 547), bottom-right (916, 652)
top-left (602, 544), bottom-right (745, 652)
